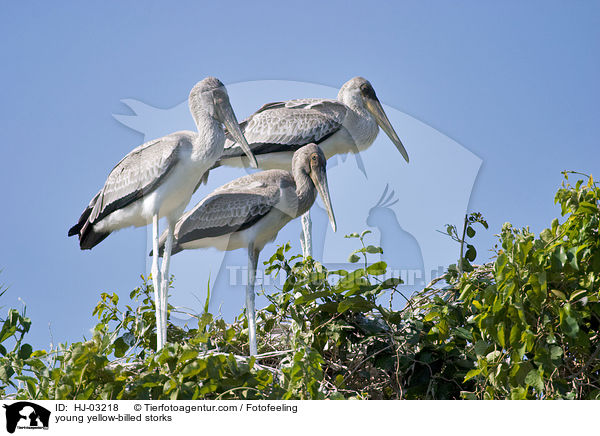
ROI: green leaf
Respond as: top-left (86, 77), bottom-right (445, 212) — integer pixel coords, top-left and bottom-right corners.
top-left (576, 201), bottom-right (597, 214)
top-left (550, 289), bottom-right (567, 301)
top-left (551, 217), bottom-right (559, 234)
top-left (458, 283), bottom-right (475, 301)
top-left (18, 343), bottom-right (33, 360)
top-left (525, 369), bottom-right (544, 391)
top-left (569, 289), bottom-right (587, 302)
top-left (348, 253), bottom-right (360, 263)
top-left (465, 245), bottom-right (477, 262)
top-left (454, 327), bottom-right (472, 341)
top-left (593, 251), bottom-right (600, 274)
top-left (181, 360), bottom-right (206, 378)
top-left (474, 341), bottom-right (490, 357)
top-left (365, 245), bottom-right (383, 254)
top-left (522, 330), bottom-right (536, 352)
top-left (16, 376), bottom-right (38, 397)
top-left (497, 323), bottom-right (506, 348)
top-left (264, 318), bottom-right (275, 333)
top-left (366, 261), bottom-right (387, 275)
top-left (509, 324), bottom-right (521, 347)
top-left (550, 345), bottom-right (563, 361)
top-left (295, 291), bottom-right (331, 305)
top-left (379, 277), bottom-right (403, 288)
top-left (178, 349), bottom-right (199, 365)
top-left (496, 252), bottom-right (508, 271)
top-left (567, 247), bottom-right (579, 271)
top-left (486, 350), bottom-right (501, 363)
top-left (466, 226), bottom-right (475, 238)
top-left (337, 297), bottom-right (374, 313)
top-left (464, 368), bottom-right (481, 382)
top-left (510, 387), bottom-right (528, 400)
top-left (0, 365), bottom-right (14, 383)
top-left (423, 311), bottom-right (439, 322)
top-left (113, 337), bottom-right (128, 358)
top-left (163, 378), bottom-right (177, 395)
top-left (511, 361), bottom-right (533, 386)
top-left (559, 304), bottom-right (579, 338)
top-left (552, 246), bottom-right (568, 270)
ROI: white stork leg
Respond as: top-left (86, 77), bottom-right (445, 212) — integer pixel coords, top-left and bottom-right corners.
top-left (300, 210), bottom-right (313, 258)
top-left (151, 214), bottom-right (164, 350)
top-left (159, 220), bottom-right (175, 348)
top-left (246, 244), bottom-right (259, 356)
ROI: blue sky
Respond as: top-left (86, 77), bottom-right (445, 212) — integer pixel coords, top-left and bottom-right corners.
top-left (0, 1), bottom-right (598, 349)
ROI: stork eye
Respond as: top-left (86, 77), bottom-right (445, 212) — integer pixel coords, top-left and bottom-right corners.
top-left (360, 83), bottom-right (375, 99)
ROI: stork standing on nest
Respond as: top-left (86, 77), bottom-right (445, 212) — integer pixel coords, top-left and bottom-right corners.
top-left (68, 77), bottom-right (258, 350)
top-left (154, 143), bottom-right (336, 355)
top-left (205, 77), bottom-right (408, 257)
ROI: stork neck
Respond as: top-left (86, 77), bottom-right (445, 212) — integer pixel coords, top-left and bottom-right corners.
top-left (337, 89), bottom-right (371, 117)
top-left (189, 106), bottom-right (224, 158)
top-left (293, 167), bottom-right (317, 217)
top-left (191, 106), bottom-right (218, 134)
top-left (350, 100), bottom-right (372, 119)
top-left (336, 96), bottom-right (379, 151)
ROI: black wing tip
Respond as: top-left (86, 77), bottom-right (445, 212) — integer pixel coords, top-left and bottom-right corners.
top-left (69, 201), bottom-right (96, 238)
top-left (78, 226), bottom-right (110, 250)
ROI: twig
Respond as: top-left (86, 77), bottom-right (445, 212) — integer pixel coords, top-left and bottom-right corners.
top-left (215, 386), bottom-right (263, 400)
top-left (568, 341), bottom-right (600, 380)
top-left (253, 349), bottom-right (293, 360)
top-left (458, 214), bottom-right (468, 276)
top-left (107, 349), bottom-right (286, 376)
top-left (345, 344), bottom-right (393, 380)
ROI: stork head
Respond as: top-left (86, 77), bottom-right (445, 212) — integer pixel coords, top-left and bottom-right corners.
top-left (188, 77), bottom-right (258, 168)
top-left (293, 144), bottom-right (337, 232)
top-left (338, 77), bottom-right (409, 163)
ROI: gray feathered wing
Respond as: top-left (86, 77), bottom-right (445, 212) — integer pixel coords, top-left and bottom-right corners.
top-left (219, 99), bottom-right (347, 160)
top-left (161, 173), bottom-right (285, 254)
top-left (69, 133), bottom-right (191, 249)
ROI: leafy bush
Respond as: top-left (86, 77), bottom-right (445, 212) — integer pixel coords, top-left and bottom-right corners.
top-left (456, 172), bottom-right (600, 399)
top-left (0, 171), bottom-right (597, 399)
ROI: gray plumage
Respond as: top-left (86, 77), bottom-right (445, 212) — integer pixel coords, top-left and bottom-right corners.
top-left (219, 99), bottom-right (347, 160)
top-left (152, 143), bottom-right (337, 356)
top-left (161, 171), bottom-right (289, 254)
top-left (68, 76), bottom-right (257, 351)
top-left (69, 135), bottom-right (191, 248)
top-left (213, 77), bottom-right (409, 172)
top-left (69, 77), bottom-right (257, 251)
top-left (90, 137), bottom-right (183, 222)
top-left (156, 144), bottom-right (336, 255)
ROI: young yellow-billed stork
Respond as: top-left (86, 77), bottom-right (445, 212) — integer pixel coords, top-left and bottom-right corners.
top-left (68, 77), bottom-right (258, 350)
top-left (154, 143), bottom-right (336, 355)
